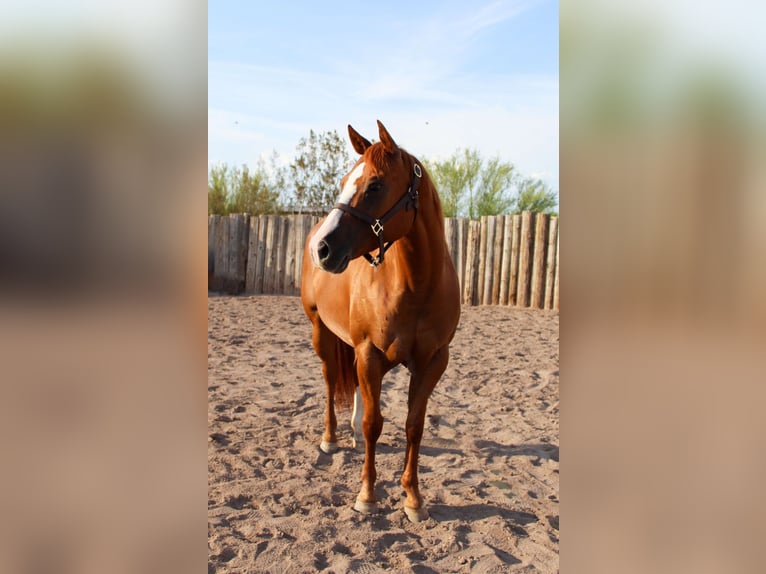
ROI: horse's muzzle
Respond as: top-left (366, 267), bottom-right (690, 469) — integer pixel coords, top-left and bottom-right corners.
top-left (312, 239), bottom-right (350, 274)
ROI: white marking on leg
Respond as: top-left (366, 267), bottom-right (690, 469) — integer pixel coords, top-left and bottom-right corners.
top-left (351, 386), bottom-right (364, 450)
top-left (320, 440), bottom-right (339, 454)
top-left (308, 162), bottom-right (366, 266)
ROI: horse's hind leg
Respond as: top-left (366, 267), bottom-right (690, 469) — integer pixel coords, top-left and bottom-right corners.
top-left (401, 345), bottom-right (449, 522)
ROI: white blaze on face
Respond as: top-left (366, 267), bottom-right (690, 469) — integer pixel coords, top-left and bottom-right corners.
top-left (309, 161), bottom-right (366, 267)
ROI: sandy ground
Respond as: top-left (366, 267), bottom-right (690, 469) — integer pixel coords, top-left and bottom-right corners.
top-left (208, 295), bottom-right (559, 573)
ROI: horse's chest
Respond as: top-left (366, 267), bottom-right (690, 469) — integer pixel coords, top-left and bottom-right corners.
top-left (351, 296), bottom-right (415, 361)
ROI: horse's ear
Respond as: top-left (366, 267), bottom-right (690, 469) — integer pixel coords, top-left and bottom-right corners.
top-left (377, 120), bottom-right (398, 154)
top-left (348, 124), bottom-right (372, 155)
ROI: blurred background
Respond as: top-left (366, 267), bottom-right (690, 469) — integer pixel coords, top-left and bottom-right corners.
top-left (0, 2), bottom-right (207, 573)
top-left (562, 1), bottom-right (766, 573)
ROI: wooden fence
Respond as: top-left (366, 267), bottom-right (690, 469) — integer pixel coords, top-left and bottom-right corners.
top-left (208, 212), bottom-right (559, 310)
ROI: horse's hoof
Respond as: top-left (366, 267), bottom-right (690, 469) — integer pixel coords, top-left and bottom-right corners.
top-left (404, 505), bottom-right (429, 523)
top-left (320, 441), bottom-right (338, 454)
top-left (352, 435), bottom-right (365, 451)
top-left (353, 499), bottom-right (378, 514)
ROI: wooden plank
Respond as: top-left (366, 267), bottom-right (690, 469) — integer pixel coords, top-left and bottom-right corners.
top-left (544, 217), bottom-right (558, 309)
top-left (462, 220), bottom-right (481, 306)
top-left (238, 214), bottom-right (251, 293)
top-left (553, 228), bottom-right (560, 311)
top-left (491, 215), bottom-right (504, 305)
top-left (509, 214), bottom-right (522, 305)
top-left (282, 216), bottom-right (295, 295)
top-left (208, 216), bottom-right (214, 290)
top-left (208, 215), bottom-right (223, 291)
top-left (274, 216), bottom-right (290, 295)
top-left (530, 213), bottom-right (549, 309)
top-left (227, 214), bottom-right (238, 287)
top-left (482, 216), bottom-right (496, 306)
top-left (214, 215), bottom-right (227, 291)
top-left (443, 218), bottom-right (455, 268)
top-left (499, 215), bottom-right (513, 305)
top-left (451, 218), bottom-right (460, 268)
top-left (245, 216), bottom-right (261, 293)
top-left (517, 211), bottom-right (534, 307)
top-left (296, 214), bottom-right (315, 291)
top-left (292, 215), bottom-right (302, 295)
top-left (254, 215), bottom-right (268, 294)
top-left (233, 214), bottom-right (251, 294)
top-left (263, 215), bottom-right (280, 294)
top-left (477, 216), bottom-right (489, 305)
top-left (456, 218), bottom-right (468, 297)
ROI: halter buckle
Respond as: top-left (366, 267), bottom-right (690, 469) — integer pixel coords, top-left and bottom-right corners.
top-left (371, 220), bottom-right (383, 236)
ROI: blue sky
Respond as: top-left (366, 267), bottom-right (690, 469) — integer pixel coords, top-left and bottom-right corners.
top-left (209, 0), bottom-right (558, 190)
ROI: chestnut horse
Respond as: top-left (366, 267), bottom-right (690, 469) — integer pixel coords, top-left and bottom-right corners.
top-left (301, 121), bottom-right (460, 522)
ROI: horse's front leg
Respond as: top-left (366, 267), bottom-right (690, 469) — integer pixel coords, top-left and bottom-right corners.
top-left (401, 345), bottom-right (449, 522)
top-left (353, 342), bottom-right (384, 513)
top-left (320, 360), bottom-right (339, 454)
top-left (311, 319), bottom-right (340, 454)
top-left (351, 386), bottom-right (365, 451)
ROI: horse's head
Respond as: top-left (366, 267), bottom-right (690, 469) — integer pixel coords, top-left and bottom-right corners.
top-left (308, 120), bottom-right (422, 273)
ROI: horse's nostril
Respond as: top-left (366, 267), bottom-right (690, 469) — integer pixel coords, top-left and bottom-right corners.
top-left (317, 240), bottom-right (330, 261)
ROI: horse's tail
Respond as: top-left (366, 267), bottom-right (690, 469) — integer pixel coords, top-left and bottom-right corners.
top-left (334, 341), bottom-right (358, 411)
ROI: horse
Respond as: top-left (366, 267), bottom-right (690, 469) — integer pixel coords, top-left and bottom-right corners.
top-left (301, 120), bottom-right (461, 522)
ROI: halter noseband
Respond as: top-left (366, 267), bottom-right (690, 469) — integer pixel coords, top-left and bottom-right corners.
top-left (333, 162), bottom-right (422, 268)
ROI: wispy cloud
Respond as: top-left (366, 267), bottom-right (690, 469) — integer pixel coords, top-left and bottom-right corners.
top-left (463, 0), bottom-right (536, 37)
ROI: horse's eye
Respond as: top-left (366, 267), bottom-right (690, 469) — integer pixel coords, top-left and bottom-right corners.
top-left (366, 181), bottom-right (382, 194)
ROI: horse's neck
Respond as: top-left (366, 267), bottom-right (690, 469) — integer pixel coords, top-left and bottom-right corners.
top-left (389, 194), bottom-right (446, 290)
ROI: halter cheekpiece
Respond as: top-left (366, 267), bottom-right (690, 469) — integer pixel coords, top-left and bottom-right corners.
top-left (333, 161), bottom-right (422, 268)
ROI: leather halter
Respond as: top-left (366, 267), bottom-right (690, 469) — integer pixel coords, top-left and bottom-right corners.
top-left (333, 162), bottom-right (422, 268)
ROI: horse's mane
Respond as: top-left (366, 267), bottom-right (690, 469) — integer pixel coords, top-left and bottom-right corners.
top-left (366, 142), bottom-right (393, 169)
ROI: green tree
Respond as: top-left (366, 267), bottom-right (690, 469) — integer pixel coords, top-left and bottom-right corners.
top-left (208, 160), bottom-right (282, 215)
top-left (288, 129), bottom-right (351, 211)
top-left (425, 148), bottom-right (516, 218)
top-left (208, 163), bottom-right (229, 215)
top-left (423, 149), bottom-right (476, 217)
top-left (513, 177), bottom-right (559, 215)
top-left (227, 161), bottom-right (281, 214)
top-left (475, 156), bottom-right (515, 216)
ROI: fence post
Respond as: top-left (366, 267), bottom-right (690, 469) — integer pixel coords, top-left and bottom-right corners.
top-left (477, 216), bottom-right (489, 305)
top-left (499, 215), bottom-right (513, 305)
top-left (456, 218), bottom-right (468, 299)
top-left (517, 211), bottom-right (534, 307)
top-left (553, 229), bottom-right (560, 311)
top-left (509, 214), bottom-right (521, 305)
top-left (263, 215), bottom-right (279, 294)
top-left (245, 216), bottom-right (261, 293)
top-left (293, 213), bottom-right (311, 295)
top-left (544, 217), bottom-right (558, 309)
top-left (531, 213), bottom-right (549, 309)
top-left (443, 218), bottom-right (455, 267)
top-left (482, 216), bottom-right (496, 306)
top-left (463, 220), bottom-right (481, 306)
top-left (275, 217), bottom-right (288, 294)
top-left (492, 215), bottom-right (504, 305)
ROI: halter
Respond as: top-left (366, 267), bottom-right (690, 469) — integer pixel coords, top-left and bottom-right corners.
top-left (333, 162), bottom-right (422, 268)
